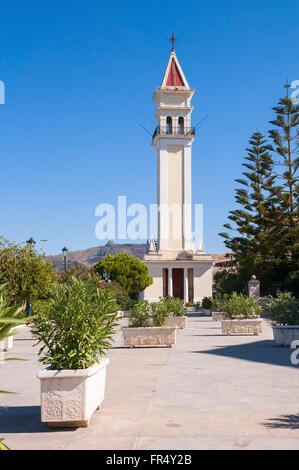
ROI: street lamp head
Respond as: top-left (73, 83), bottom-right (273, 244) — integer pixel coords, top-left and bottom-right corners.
top-left (26, 237), bottom-right (36, 245)
top-left (62, 247), bottom-right (68, 255)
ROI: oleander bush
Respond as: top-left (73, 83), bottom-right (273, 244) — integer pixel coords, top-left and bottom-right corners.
top-left (0, 283), bottom-right (29, 450)
top-left (212, 294), bottom-right (229, 312)
top-left (266, 292), bottom-right (299, 326)
top-left (166, 297), bottom-right (186, 317)
top-left (31, 276), bottom-right (118, 370)
top-left (151, 298), bottom-right (171, 326)
top-left (222, 292), bottom-right (261, 319)
top-left (128, 300), bottom-right (149, 327)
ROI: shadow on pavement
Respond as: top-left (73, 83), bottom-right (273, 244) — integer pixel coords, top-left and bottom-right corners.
top-left (194, 340), bottom-right (297, 368)
top-left (264, 414), bottom-right (299, 430)
top-left (0, 406), bottom-right (76, 434)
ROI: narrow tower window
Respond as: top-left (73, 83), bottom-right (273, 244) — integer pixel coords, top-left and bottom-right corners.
top-left (166, 116), bottom-right (172, 135)
top-left (178, 116), bottom-right (184, 135)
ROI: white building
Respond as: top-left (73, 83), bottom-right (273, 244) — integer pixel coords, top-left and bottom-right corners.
top-left (143, 46), bottom-right (213, 304)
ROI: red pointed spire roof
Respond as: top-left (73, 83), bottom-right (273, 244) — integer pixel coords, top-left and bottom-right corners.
top-left (161, 51), bottom-right (189, 89)
top-left (166, 58), bottom-right (184, 86)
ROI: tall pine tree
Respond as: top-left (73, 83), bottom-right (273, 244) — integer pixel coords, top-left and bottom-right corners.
top-left (220, 132), bottom-right (278, 283)
top-left (269, 82), bottom-right (299, 289)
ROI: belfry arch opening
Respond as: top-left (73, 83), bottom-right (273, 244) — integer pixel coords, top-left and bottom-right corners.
top-left (166, 116), bottom-right (172, 134)
top-left (178, 116), bottom-right (184, 135)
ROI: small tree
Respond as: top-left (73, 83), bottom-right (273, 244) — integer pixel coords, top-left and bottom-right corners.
top-left (95, 253), bottom-right (153, 298)
top-left (214, 270), bottom-right (245, 295)
top-left (0, 238), bottom-right (57, 304)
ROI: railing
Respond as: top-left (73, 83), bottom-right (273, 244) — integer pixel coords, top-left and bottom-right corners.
top-left (152, 126), bottom-right (196, 140)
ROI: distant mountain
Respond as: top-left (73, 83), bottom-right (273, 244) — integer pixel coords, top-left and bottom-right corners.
top-left (46, 240), bottom-right (147, 271)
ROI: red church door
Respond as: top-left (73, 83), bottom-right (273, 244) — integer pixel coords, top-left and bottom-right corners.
top-left (172, 268), bottom-right (184, 300)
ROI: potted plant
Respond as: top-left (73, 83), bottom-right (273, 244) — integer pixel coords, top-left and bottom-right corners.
top-left (211, 294), bottom-right (228, 321)
top-left (164, 297), bottom-right (187, 328)
top-left (266, 292), bottom-right (299, 346)
top-left (0, 284), bottom-right (27, 352)
top-left (0, 282), bottom-right (29, 450)
top-left (221, 292), bottom-right (262, 335)
top-left (201, 297), bottom-right (212, 315)
top-left (33, 276), bottom-right (118, 428)
top-left (122, 299), bottom-right (176, 348)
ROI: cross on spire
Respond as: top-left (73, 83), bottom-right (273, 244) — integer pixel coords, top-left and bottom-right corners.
top-left (167, 32), bottom-right (180, 51)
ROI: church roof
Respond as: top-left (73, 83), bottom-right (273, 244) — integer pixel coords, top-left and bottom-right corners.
top-left (161, 51), bottom-right (189, 89)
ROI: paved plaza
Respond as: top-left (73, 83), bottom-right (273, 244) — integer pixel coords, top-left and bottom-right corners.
top-left (1, 313), bottom-right (298, 450)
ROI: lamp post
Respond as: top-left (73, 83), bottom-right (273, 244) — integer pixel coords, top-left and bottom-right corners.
top-left (62, 247), bottom-right (68, 273)
top-left (40, 239), bottom-right (47, 256)
top-left (26, 237), bottom-right (36, 317)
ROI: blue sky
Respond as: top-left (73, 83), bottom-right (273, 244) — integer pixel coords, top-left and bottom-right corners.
top-left (0, 0), bottom-right (298, 255)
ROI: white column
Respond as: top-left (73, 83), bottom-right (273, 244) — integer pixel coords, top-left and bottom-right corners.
top-left (158, 143), bottom-right (168, 251)
top-left (168, 268), bottom-right (173, 297)
top-left (183, 144), bottom-right (192, 250)
top-left (184, 268), bottom-right (189, 303)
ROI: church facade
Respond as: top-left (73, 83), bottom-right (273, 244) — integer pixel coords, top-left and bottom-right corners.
top-left (142, 47), bottom-right (213, 304)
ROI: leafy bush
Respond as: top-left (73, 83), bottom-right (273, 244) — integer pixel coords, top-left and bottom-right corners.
top-left (166, 297), bottom-right (186, 317)
top-left (212, 294), bottom-right (229, 312)
top-left (151, 298), bottom-right (171, 326)
top-left (104, 282), bottom-right (131, 310)
top-left (185, 301), bottom-right (195, 307)
top-left (214, 270), bottom-right (245, 295)
top-left (201, 297), bottom-right (212, 309)
top-left (0, 284), bottom-right (28, 345)
top-left (0, 283), bottom-right (29, 448)
top-left (128, 300), bottom-right (149, 327)
top-left (222, 292), bottom-right (261, 319)
top-left (31, 276), bottom-right (118, 370)
top-left (266, 292), bottom-right (299, 326)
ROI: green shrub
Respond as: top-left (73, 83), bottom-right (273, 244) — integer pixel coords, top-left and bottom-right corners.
top-left (222, 292), bottom-right (261, 319)
top-left (32, 276), bottom-right (118, 370)
top-left (128, 300), bottom-right (149, 327)
top-left (123, 298), bottom-right (139, 311)
top-left (166, 297), bottom-right (185, 317)
top-left (266, 292), bottom-right (299, 326)
top-left (0, 283), bottom-right (28, 345)
top-left (152, 298), bottom-right (171, 326)
top-left (212, 294), bottom-right (229, 312)
top-left (104, 282), bottom-right (131, 310)
top-left (185, 301), bottom-right (195, 307)
top-left (0, 283), bottom-right (29, 448)
top-left (202, 297), bottom-right (212, 309)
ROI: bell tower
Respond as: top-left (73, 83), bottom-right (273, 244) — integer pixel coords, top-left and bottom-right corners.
top-left (143, 38), bottom-right (213, 304)
top-left (152, 48), bottom-right (195, 252)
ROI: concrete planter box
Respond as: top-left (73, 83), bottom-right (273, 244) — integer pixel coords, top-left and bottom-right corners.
top-left (0, 336), bottom-right (13, 351)
top-left (221, 319), bottom-right (262, 336)
top-left (37, 358), bottom-right (109, 428)
top-left (123, 326), bottom-right (176, 348)
top-left (212, 311), bottom-right (224, 321)
top-left (165, 315), bottom-right (187, 329)
top-left (273, 325), bottom-right (299, 347)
